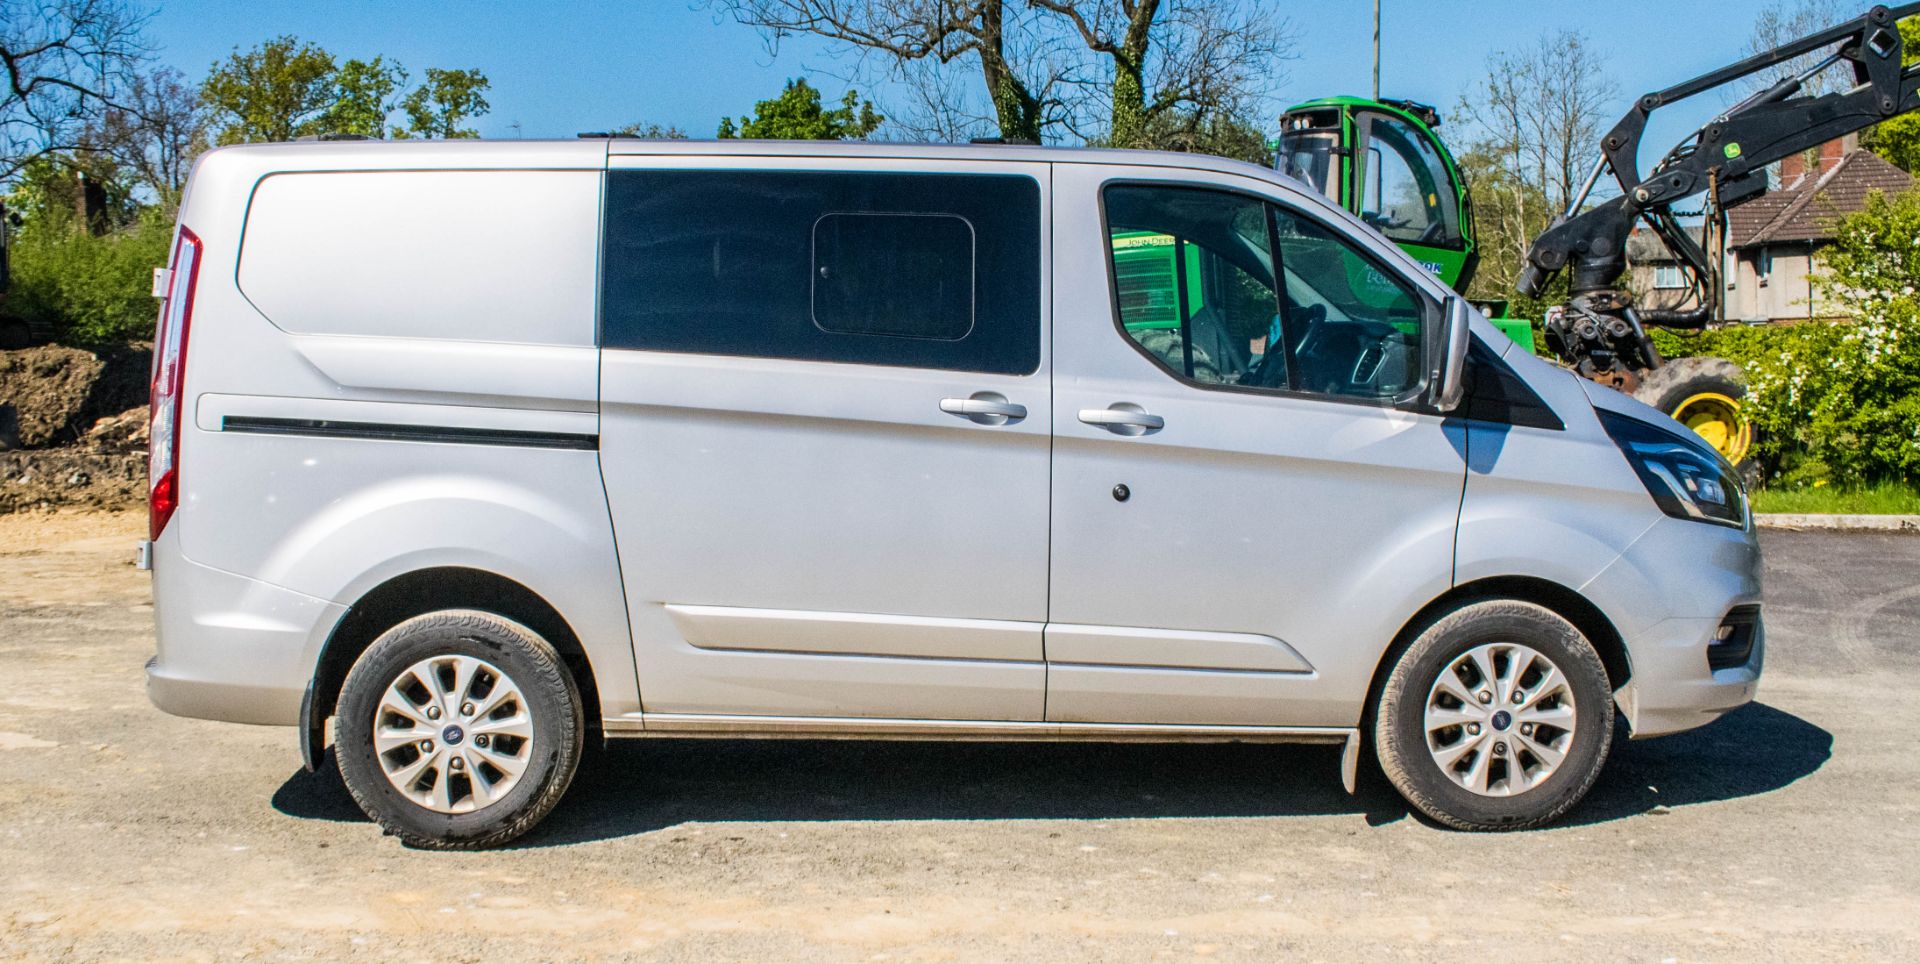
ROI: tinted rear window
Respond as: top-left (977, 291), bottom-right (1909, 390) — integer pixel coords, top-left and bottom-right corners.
top-left (601, 170), bottom-right (1040, 374)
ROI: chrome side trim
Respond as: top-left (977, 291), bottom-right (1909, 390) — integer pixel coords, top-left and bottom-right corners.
top-left (664, 603), bottom-right (1043, 662)
top-left (604, 712), bottom-right (1355, 745)
top-left (1043, 623), bottom-right (1313, 674)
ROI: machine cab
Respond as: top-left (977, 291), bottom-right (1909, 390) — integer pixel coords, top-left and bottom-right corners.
top-left (1277, 97), bottom-right (1477, 293)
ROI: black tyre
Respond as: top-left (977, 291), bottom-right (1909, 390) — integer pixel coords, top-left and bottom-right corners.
top-left (1633, 355), bottom-right (1761, 484)
top-left (1374, 600), bottom-right (1614, 831)
top-left (335, 610), bottom-right (584, 849)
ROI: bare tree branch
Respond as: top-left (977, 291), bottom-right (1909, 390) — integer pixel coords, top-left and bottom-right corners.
top-left (1747, 0), bottom-right (1850, 98)
top-left (1030, 1), bottom-right (1293, 150)
top-left (1455, 29), bottom-right (1619, 299)
top-left (87, 65), bottom-right (208, 207)
top-left (712, 0), bottom-right (1047, 140)
top-left (1, 0), bottom-right (151, 182)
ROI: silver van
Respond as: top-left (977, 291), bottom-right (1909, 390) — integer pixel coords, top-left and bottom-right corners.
top-left (144, 140), bottom-right (1762, 848)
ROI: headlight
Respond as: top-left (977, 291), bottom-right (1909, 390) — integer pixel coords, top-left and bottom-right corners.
top-left (1597, 410), bottom-right (1748, 528)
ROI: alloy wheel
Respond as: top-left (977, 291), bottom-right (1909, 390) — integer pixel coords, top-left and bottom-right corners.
top-left (372, 654), bottom-right (535, 814)
top-left (1423, 642), bottom-right (1578, 797)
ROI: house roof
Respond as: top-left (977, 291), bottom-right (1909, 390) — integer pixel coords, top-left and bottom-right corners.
top-left (1728, 150), bottom-right (1912, 248)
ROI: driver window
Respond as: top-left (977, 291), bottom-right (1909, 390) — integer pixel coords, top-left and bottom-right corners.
top-left (1272, 207), bottom-right (1425, 399)
top-left (1359, 113), bottom-right (1462, 248)
top-left (1103, 182), bottom-right (1427, 403)
top-left (1105, 185), bottom-right (1289, 389)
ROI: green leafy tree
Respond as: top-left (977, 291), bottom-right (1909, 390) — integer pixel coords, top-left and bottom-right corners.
top-left (201, 36), bottom-right (339, 144)
top-left (396, 68), bottom-right (491, 139)
top-left (324, 57), bottom-right (408, 139)
top-left (608, 122), bottom-right (688, 138)
top-left (717, 79), bottom-right (881, 140)
top-left (5, 161), bottom-right (173, 345)
top-left (204, 40), bottom-right (487, 143)
top-left (1131, 111), bottom-right (1271, 165)
top-left (5, 152), bottom-right (141, 237)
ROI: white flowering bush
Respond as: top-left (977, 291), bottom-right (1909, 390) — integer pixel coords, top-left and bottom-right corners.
top-left (1785, 189), bottom-right (1920, 483)
top-left (1650, 190), bottom-right (1920, 484)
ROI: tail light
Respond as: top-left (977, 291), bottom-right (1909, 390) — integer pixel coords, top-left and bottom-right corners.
top-left (150, 226), bottom-right (202, 542)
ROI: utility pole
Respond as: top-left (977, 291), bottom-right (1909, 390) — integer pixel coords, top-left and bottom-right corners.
top-left (1372, 0), bottom-right (1381, 100)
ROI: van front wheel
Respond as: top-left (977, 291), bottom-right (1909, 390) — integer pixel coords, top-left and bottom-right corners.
top-left (1374, 600), bottom-right (1613, 831)
top-left (335, 610), bottom-right (584, 849)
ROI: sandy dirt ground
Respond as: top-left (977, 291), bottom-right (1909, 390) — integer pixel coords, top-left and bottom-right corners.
top-left (1, 512), bottom-right (1916, 961)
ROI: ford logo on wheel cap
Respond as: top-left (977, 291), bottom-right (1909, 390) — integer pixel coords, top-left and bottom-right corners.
top-left (442, 724), bottom-right (465, 745)
top-left (1491, 710), bottom-right (1512, 731)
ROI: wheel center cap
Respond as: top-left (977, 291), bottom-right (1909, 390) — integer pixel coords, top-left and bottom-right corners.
top-left (442, 724), bottom-right (465, 745)
top-left (1491, 710), bottom-right (1512, 732)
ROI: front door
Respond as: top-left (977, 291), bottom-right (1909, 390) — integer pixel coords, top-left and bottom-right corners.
top-left (599, 160), bottom-right (1052, 722)
top-left (1047, 164), bottom-right (1467, 727)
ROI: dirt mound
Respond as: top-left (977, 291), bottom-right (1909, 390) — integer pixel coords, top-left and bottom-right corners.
top-left (83, 407), bottom-right (149, 454)
top-left (0, 450), bottom-right (145, 512)
top-left (0, 345), bottom-right (152, 449)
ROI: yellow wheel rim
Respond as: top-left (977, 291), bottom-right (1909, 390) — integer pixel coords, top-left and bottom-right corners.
top-left (1671, 391), bottom-right (1751, 464)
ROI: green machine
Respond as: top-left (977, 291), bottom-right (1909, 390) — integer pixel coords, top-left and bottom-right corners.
top-left (1275, 96), bottom-right (1535, 352)
top-left (1107, 96), bottom-right (1532, 364)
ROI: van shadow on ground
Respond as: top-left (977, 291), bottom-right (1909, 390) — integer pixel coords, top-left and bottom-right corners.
top-left (272, 701), bottom-right (1829, 848)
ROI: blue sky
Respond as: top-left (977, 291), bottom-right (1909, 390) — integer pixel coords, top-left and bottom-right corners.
top-left (144, 0), bottom-right (1783, 148)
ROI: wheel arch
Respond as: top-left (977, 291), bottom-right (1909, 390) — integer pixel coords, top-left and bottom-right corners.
top-left (1361, 575), bottom-right (1631, 736)
top-left (302, 567), bottom-right (603, 771)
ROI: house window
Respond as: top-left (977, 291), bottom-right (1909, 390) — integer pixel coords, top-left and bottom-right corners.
top-left (1653, 264), bottom-right (1685, 289)
top-left (1757, 247), bottom-right (1773, 287)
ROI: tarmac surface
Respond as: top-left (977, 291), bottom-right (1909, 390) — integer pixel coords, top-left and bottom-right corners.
top-left (1, 512), bottom-right (1915, 960)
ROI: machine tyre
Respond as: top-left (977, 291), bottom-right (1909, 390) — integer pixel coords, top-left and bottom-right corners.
top-left (1633, 355), bottom-right (1761, 483)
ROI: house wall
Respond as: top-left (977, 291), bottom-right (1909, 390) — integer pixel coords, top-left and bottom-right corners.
top-left (1630, 262), bottom-right (1697, 313)
top-left (1726, 242), bottom-right (1825, 323)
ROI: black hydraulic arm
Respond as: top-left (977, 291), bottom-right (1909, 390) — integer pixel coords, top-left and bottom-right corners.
top-left (1519, 3), bottom-right (1920, 307)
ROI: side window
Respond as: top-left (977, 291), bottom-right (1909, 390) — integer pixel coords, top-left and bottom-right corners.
top-left (1359, 113), bottom-right (1463, 248)
top-left (1103, 183), bottom-right (1427, 402)
top-left (602, 171), bottom-right (1039, 375)
top-left (813, 214), bottom-right (973, 339)
top-left (1105, 185), bottom-right (1290, 390)
top-left (1272, 207), bottom-right (1425, 399)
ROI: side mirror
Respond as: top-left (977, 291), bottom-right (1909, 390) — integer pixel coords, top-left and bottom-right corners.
top-left (1429, 295), bottom-right (1472, 412)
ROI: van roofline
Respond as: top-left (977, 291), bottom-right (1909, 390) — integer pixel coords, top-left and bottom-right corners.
top-left (196, 136), bottom-right (1286, 180)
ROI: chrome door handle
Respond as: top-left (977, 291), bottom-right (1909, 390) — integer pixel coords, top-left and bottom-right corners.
top-left (1078, 406), bottom-right (1164, 435)
top-left (941, 393), bottom-right (1027, 425)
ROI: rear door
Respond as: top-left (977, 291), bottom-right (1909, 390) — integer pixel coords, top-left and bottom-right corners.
top-left (598, 157), bottom-right (1052, 722)
top-left (1046, 163), bottom-right (1467, 727)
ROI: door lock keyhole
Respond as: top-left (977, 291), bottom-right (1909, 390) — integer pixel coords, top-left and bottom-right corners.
top-left (1112, 484), bottom-right (1130, 502)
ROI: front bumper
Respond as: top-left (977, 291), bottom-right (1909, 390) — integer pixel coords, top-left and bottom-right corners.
top-left (1612, 612), bottom-right (1764, 738)
top-left (1583, 516), bottom-right (1765, 738)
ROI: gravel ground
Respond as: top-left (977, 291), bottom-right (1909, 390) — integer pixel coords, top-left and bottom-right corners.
top-left (1, 513), bottom-right (1916, 961)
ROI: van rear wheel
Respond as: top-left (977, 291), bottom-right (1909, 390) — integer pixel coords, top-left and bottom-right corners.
top-left (335, 610), bottom-right (584, 849)
top-left (1374, 600), bottom-right (1613, 831)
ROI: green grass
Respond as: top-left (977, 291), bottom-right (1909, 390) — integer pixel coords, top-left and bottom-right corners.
top-left (1751, 481), bottom-right (1920, 515)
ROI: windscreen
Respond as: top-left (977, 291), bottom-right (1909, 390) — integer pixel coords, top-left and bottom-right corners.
top-left (1277, 130), bottom-right (1341, 203)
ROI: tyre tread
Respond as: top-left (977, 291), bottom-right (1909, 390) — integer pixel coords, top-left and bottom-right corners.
top-left (1374, 600), bottom-right (1613, 832)
top-left (334, 609), bottom-right (584, 851)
